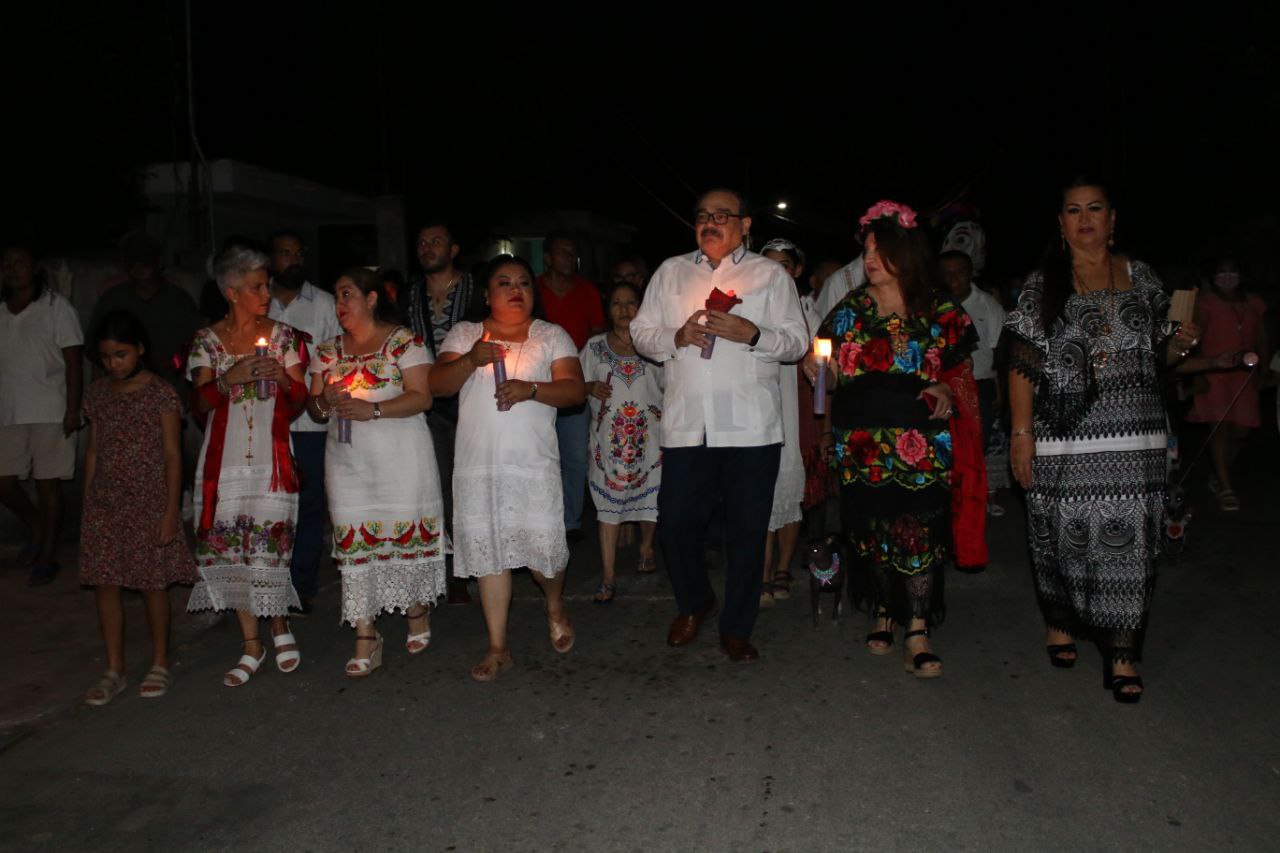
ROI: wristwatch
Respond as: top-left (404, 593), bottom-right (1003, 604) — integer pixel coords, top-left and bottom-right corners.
top-left (747, 327), bottom-right (761, 347)
top-left (530, 383), bottom-right (539, 400)
top-left (372, 402), bottom-right (382, 420)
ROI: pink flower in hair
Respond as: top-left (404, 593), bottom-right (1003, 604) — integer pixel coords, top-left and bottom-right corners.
top-left (859, 200), bottom-right (919, 230)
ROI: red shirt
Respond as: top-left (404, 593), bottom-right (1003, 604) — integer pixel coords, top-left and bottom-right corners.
top-left (538, 273), bottom-right (605, 350)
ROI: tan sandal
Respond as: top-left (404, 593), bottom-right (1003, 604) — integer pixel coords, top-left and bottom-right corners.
top-left (84, 670), bottom-right (127, 706)
top-left (138, 666), bottom-right (171, 699)
top-left (470, 650), bottom-right (513, 682)
top-left (547, 609), bottom-right (575, 654)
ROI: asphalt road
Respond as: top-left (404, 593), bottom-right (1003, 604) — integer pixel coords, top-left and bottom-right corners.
top-left (2, 431), bottom-right (1277, 852)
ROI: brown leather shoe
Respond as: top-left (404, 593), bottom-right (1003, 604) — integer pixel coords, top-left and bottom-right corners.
top-left (719, 635), bottom-right (759, 662)
top-left (666, 597), bottom-right (717, 647)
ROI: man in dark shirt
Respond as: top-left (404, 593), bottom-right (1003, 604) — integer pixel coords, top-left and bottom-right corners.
top-left (402, 221), bottom-right (481, 604)
top-left (89, 232), bottom-right (200, 397)
top-left (537, 232), bottom-right (604, 541)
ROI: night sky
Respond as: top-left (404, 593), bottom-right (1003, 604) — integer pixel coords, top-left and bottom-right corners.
top-left (7, 2), bottom-right (1279, 285)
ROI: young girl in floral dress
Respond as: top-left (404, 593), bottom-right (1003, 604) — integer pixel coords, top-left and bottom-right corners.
top-left (80, 310), bottom-right (197, 705)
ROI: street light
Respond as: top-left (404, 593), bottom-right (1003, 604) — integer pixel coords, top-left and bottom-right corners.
top-left (776, 201), bottom-right (788, 210)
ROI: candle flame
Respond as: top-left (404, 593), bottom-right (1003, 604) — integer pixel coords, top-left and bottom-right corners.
top-left (814, 338), bottom-right (832, 359)
top-left (255, 337), bottom-right (268, 347)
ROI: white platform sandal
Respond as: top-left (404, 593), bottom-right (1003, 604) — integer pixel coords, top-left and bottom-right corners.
top-left (405, 607), bottom-right (431, 655)
top-left (345, 633), bottom-right (383, 678)
top-left (272, 628), bottom-right (301, 673)
top-left (84, 670), bottom-right (127, 706)
top-left (224, 640), bottom-right (267, 687)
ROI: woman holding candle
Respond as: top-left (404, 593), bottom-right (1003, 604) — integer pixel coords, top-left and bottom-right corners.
top-left (430, 255), bottom-right (586, 681)
top-left (188, 243), bottom-right (308, 687)
top-left (307, 268), bottom-right (446, 677)
top-left (580, 281), bottom-right (663, 603)
top-left (809, 201), bottom-right (977, 678)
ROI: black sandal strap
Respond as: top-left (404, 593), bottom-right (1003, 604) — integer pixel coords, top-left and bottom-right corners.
top-left (1047, 643), bottom-right (1077, 655)
top-left (866, 630), bottom-right (894, 644)
top-left (912, 652), bottom-right (942, 667)
top-left (903, 629), bottom-right (930, 639)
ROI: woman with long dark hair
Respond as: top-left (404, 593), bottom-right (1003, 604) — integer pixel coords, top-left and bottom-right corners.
top-left (1006, 176), bottom-right (1200, 703)
top-left (307, 267), bottom-right (446, 677)
top-left (810, 201), bottom-right (977, 678)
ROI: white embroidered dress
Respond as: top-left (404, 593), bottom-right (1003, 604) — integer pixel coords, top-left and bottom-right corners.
top-left (310, 327), bottom-right (447, 625)
top-left (580, 333), bottom-right (663, 524)
top-left (187, 322), bottom-right (303, 615)
top-left (441, 320), bottom-right (575, 578)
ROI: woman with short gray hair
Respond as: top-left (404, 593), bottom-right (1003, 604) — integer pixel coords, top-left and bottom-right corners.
top-left (187, 242), bottom-right (310, 687)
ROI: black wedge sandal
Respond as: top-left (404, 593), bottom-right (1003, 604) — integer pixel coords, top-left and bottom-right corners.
top-left (1046, 643), bottom-right (1078, 669)
top-left (866, 611), bottom-right (894, 656)
top-left (1103, 663), bottom-right (1143, 704)
top-left (903, 628), bottom-right (942, 679)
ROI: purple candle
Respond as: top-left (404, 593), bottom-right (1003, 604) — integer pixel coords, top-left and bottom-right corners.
top-left (254, 337), bottom-right (273, 400)
top-left (494, 348), bottom-right (511, 411)
top-left (700, 333), bottom-right (716, 360)
top-left (337, 415), bottom-right (352, 444)
top-left (814, 339), bottom-right (831, 415)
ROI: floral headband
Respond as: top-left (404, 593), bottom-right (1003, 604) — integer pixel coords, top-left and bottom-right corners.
top-left (858, 200), bottom-right (918, 233)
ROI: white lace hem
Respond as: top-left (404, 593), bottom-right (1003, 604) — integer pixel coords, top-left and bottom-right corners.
top-left (187, 563), bottom-right (300, 616)
top-left (338, 557), bottom-right (447, 626)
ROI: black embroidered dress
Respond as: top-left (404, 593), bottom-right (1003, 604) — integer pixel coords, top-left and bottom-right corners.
top-left (1004, 260), bottom-right (1175, 662)
top-left (821, 289), bottom-right (976, 626)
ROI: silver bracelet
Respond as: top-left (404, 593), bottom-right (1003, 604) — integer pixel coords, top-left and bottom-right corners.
top-left (1011, 427), bottom-right (1034, 438)
top-left (313, 395), bottom-right (332, 418)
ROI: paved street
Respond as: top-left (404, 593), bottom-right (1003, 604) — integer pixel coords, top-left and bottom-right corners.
top-left (2, 427), bottom-right (1278, 852)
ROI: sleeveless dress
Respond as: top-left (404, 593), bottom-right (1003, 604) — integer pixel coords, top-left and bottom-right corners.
top-left (79, 376), bottom-right (197, 589)
top-left (579, 333), bottom-right (663, 525)
top-left (310, 326), bottom-right (447, 625)
top-left (441, 320), bottom-right (577, 578)
top-left (1005, 261), bottom-right (1176, 662)
top-left (187, 322), bottom-right (304, 615)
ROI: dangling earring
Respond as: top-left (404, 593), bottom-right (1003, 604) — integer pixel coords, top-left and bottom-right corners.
top-left (1107, 230), bottom-right (1115, 248)
top-left (1060, 231), bottom-right (1066, 251)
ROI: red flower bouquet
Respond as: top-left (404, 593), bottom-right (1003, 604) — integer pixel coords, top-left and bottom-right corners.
top-left (701, 287), bottom-right (743, 359)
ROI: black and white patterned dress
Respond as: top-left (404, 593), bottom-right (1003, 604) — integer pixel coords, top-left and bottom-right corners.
top-left (1005, 260), bottom-right (1175, 662)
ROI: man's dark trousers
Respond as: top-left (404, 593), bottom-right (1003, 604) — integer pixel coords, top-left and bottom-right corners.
top-left (658, 443), bottom-right (781, 638)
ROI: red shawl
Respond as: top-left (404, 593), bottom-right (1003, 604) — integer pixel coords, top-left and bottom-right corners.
top-left (942, 364), bottom-right (988, 569)
top-left (193, 337), bottom-right (309, 533)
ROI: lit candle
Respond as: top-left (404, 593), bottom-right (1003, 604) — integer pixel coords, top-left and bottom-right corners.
top-left (814, 338), bottom-right (832, 415)
top-left (331, 374), bottom-right (351, 445)
top-left (254, 337), bottom-right (272, 400)
top-left (485, 332), bottom-right (511, 412)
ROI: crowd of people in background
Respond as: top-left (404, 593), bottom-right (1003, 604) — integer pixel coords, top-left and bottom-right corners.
top-left (2, 175), bottom-right (1276, 706)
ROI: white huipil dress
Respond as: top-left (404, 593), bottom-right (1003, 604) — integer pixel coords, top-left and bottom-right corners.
top-left (310, 327), bottom-right (447, 625)
top-left (441, 320), bottom-right (576, 578)
top-left (579, 332), bottom-right (663, 524)
top-left (187, 322), bottom-right (303, 615)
